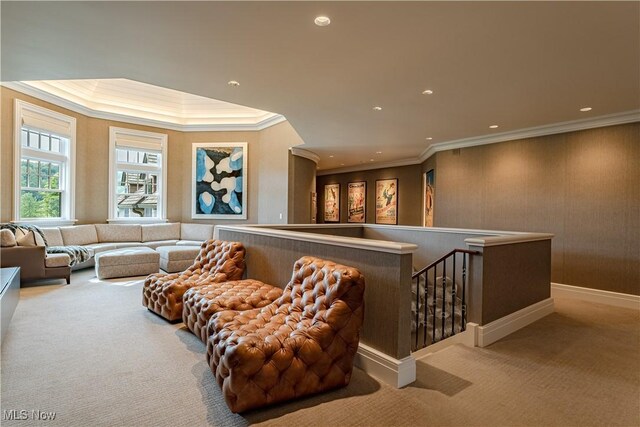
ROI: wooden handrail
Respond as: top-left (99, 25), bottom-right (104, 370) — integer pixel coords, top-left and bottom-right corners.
top-left (412, 248), bottom-right (480, 278)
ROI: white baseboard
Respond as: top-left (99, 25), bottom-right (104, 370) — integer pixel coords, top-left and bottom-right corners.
top-left (355, 343), bottom-right (416, 388)
top-left (551, 283), bottom-right (640, 310)
top-left (412, 323), bottom-right (478, 361)
top-left (477, 298), bottom-right (554, 347)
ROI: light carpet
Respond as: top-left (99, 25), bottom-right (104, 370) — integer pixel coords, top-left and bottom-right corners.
top-left (1, 269), bottom-right (638, 426)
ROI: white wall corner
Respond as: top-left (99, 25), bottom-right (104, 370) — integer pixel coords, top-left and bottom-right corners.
top-left (476, 298), bottom-right (554, 347)
top-left (355, 343), bottom-right (416, 388)
top-left (551, 283), bottom-right (640, 310)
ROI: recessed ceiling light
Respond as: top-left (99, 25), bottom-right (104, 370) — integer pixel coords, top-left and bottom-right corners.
top-left (422, 89), bottom-right (434, 95)
top-left (376, 151), bottom-right (382, 154)
top-left (373, 106), bottom-right (382, 111)
top-left (227, 80), bottom-right (240, 87)
top-left (329, 155), bottom-right (334, 158)
top-left (314, 16), bottom-right (331, 26)
top-left (426, 137), bottom-right (433, 140)
top-left (370, 159), bottom-right (374, 162)
top-left (489, 125), bottom-right (499, 129)
top-left (580, 107), bottom-right (592, 112)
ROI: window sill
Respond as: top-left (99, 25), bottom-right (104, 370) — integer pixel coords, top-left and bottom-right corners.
top-left (11, 219), bottom-right (78, 227)
top-left (106, 218), bottom-right (168, 224)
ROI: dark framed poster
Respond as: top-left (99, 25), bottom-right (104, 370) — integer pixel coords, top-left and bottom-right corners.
top-left (347, 181), bottom-right (366, 223)
top-left (375, 178), bottom-right (398, 225)
top-left (324, 183), bottom-right (340, 222)
top-left (311, 192), bottom-right (317, 223)
top-left (423, 169), bottom-right (434, 227)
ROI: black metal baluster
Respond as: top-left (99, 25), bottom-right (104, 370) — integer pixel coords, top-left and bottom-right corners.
top-left (432, 264), bottom-right (437, 344)
top-left (452, 253), bottom-right (456, 337)
top-left (441, 258), bottom-right (446, 340)
top-left (461, 253), bottom-right (467, 331)
top-left (415, 275), bottom-right (420, 350)
top-left (422, 271), bottom-right (428, 348)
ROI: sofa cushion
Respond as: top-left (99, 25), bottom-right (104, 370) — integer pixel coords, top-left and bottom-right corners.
top-left (141, 223), bottom-right (180, 242)
top-left (177, 240), bottom-right (204, 246)
top-left (181, 223), bottom-right (214, 241)
top-left (45, 253), bottom-right (71, 268)
top-left (60, 225), bottom-right (98, 246)
top-left (95, 224), bottom-right (142, 243)
top-left (143, 240), bottom-right (179, 249)
top-left (41, 227), bottom-right (64, 247)
top-left (0, 229), bottom-right (16, 247)
top-left (115, 242), bottom-right (146, 249)
top-left (84, 243), bottom-right (118, 254)
top-left (16, 230), bottom-right (45, 247)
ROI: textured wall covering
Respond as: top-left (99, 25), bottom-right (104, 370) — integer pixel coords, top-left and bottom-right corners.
top-left (287, 153), bottom-right (317, 224)
top-left (0, 88), bottom-right (298, 226)
top-left (316, 164), bottom-right (423, 225)
top-left (431, 123), bottom-right (639, 295)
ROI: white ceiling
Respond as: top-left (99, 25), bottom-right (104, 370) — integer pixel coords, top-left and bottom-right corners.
top-left (18, 79), bottom-right (281, 129)
top-left (1, 2), bottom-right (638, 171)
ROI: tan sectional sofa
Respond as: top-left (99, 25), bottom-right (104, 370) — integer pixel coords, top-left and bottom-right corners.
top-left (41, 223), bottom-right (215, 271)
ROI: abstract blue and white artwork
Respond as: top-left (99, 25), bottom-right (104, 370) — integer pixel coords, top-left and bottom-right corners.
top-left (191, 142), bottom-right (247, 219)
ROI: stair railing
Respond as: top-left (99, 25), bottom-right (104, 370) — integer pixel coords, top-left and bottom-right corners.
top-left (412, 248), bottom-right (480, 351)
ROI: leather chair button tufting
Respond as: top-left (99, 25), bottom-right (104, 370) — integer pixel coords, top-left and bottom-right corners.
top-left (207, 256), bottom-right (365, 413)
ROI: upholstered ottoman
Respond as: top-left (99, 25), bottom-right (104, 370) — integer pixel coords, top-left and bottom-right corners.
top-left (182, 280), bottom-right (283, 342)
top-left (95, 247), bottom-right (160, 279)
top-left (156, 246), bottom-right (200, 273)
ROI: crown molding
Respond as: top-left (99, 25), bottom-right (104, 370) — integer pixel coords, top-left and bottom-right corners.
top-left (1, 81), bottom-right (287, 132)
top-left (418, 109), bottom-right (640, 162)
top-left (290, 147), bottom-right (320, 164)
top-left (317, 157), bottom-right (421, 176)
top-left (317, 109), bottom-right (639, 175)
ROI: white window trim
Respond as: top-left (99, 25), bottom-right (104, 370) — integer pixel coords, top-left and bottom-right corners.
top-left (13, 99), bottom-right (76, 226)
top-left (108, 126), bottom-right (168, 224)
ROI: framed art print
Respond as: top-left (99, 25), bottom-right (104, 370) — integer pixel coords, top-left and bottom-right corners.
top-left (423, 169), bottom-right (434, 227)
top-left (347, 181), bottom-right (366, 223)
top-left (192, 142), bottom-right (247, 219)
top-left (324, 183), bottom-right (340, 222)
top-left (311, 192), bottom-right (317, 223)
top-left (375, 178), bottom-right (398, 225)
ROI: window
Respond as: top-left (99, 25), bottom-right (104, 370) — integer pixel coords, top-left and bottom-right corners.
top-left (108, 127), bottom-right (167, 222)
top-left (14, 100), bottom-right (76, 224)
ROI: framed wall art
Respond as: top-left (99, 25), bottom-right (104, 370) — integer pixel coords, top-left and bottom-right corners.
top-left (311, 192), bottom-right (317, 223)
top-left (347, 181), bottom-right (366, 223)
top-left (192, 142), bottom-right (247, 219)
top-left (375, 178), bottom-right (398, 225)
top-left (324, 183), bottom-right (340, 222)
top-left (423, 169), bottom-right (435, 227)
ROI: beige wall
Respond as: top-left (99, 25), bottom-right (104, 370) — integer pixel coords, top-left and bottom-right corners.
top-left (429, 123), bottom-right (640, 295)
top-left (287, 153), bottom-right (317, 224)
top-left (1, 87), bottom-right (302, 225)
top-left (316, 164), bottom-right (423, 225)
top-left (257, 121), bottom-right (306, 224)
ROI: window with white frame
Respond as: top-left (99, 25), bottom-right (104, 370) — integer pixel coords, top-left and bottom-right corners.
top-left (108, 127), bottom-right (167, 222)
top-left (14, 100), bottom-right (76, 224)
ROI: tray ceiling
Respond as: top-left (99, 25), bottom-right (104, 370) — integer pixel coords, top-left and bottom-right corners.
top-left (15, 79), bottom-right (283, 130)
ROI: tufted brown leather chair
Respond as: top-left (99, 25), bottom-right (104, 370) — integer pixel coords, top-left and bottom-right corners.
top-left (182, 279), bottom-right (283, 342)
top-left (206, 256), bottom-right (365, 413)
top-left (142, 239), bottom-right (246, 322)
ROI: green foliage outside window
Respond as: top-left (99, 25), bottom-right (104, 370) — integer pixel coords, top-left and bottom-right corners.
top-left (20, 158), bottom-right (62, 219)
